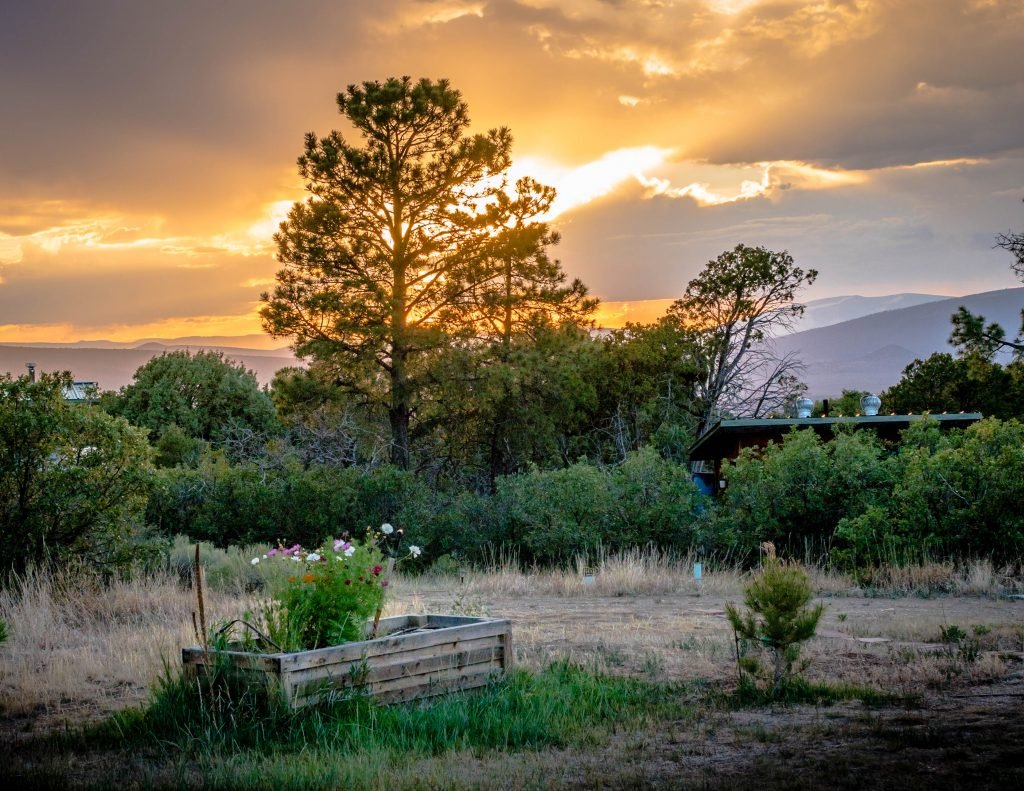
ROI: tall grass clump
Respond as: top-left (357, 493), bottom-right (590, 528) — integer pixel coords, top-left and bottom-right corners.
top-left (114, 660), bottom-right (689, 777)
top-left (0, 563), bottom-right (261, 718)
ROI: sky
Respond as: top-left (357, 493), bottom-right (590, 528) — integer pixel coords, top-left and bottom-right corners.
top-left (1, 0), bottom-right (1023, 344)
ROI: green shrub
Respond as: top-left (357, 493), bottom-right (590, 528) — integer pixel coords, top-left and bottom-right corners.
top-left (708, 427), bottom-right (895, 561)
top-left (1, 371), bottom-right (155, 575)
top-left (148, 460), bottom-right (441, 553)
top-left (496, 461), bottom-right (614, 563)
top-left (726, 559), bottom-right (824, 695)
top-left (833, 418), bottom-right (1024, 564)
top-left (606, 446), bottom-right (703, 550)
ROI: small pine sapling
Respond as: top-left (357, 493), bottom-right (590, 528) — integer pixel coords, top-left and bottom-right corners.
top-left (726, 556), bottom-right (824, 695)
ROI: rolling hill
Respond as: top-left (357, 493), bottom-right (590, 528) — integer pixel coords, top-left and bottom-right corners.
top-left (3, 289), bottom-right (1021, 398)
top-left (774, 287), bottom-right (1024, 398)
top-left (793, 293), bottom-right (948, 333)
top-left (0, 343), bottom-right (300, 390)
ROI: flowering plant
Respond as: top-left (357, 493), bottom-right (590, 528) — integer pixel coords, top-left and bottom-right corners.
top-left (250, 525), bottom-right (420, 651)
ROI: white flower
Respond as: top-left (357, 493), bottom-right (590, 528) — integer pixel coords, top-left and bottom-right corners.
top-left (409, 545), bottom-right (422, 558)
top-left (250, 557), bottom-right (260, 565)
top-left (335, 555), bottom-right (342, 561)
top-left (381, 523), bottom-right (394, 535)
top-left (307, 553), bottom-right (321, 562)
top-left (292, 555), bottom-right (301, 561)
top-left (344, 546), bottom-right (356, 557)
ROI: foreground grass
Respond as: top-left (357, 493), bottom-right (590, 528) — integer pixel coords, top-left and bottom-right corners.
top-left (78, 661), bottom-right (687, 789)
top-left (7, 660), bottom-right (920, 790)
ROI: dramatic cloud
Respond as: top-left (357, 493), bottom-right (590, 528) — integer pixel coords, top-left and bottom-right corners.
top-left (2, 0), bottom-right (1023, 341)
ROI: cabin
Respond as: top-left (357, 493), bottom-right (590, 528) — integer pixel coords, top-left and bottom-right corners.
top-left (24, 363), bottom-right (99, 403)
top-left (688, 394), bottom-right (982, 495)
top-left (62, 380), bottom-right (99, 403)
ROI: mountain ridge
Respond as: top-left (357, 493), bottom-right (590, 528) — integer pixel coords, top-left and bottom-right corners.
top-left (774, 287), bottom-right (1024, 397)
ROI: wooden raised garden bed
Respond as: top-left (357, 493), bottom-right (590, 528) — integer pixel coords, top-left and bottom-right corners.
top-left (182, 614), bottom-right (513, 707)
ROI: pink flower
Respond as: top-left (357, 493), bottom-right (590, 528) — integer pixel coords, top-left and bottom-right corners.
top-left (266, 548), bottom-right (278, 557)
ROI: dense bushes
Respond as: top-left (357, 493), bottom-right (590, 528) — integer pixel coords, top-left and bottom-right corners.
top-left (707, 419), bottom-right (1024, 565)
top-left (709, 428), bottom-right (892, 559)
top-left (11, 363), bottom-right (1024, 575)
top-left (834, 419), bottom-right (1024, 564)
top-left (148, 447), bottom-right (703, 566)
top-left (147, 459), bottom-right (438, 550)
top-left (142, 419), bottom-right (1024, 568)
top-left (1, 372), bottom-right (156, 574)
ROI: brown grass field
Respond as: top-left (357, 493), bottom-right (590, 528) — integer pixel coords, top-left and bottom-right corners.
top-left (1, 552), bottom-right (1023, 789)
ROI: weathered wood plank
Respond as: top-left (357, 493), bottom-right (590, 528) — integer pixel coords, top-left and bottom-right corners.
top-left (294, 659), bottom-right (502, 707)
top-left (278, 618), bottom-right (511, 670)
top-left (182, 614), bottom-right (512, 708)
top-left (369, 664), bottom-right (502, 704)
top-left (501, 628), bottom-right (514, 669)
top-left (286, 641), bottom-right (502, 696)
top-left (360, 614), bottom-right (426, 638)
top-left (181, 648), bottom-right (282, 674)
top-left (376, 674), bottom-right (496, 705)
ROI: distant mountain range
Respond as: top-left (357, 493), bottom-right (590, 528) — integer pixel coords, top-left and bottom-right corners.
top-left (2, 289), bottom-right (1022, 396)
top-left (0, 342), bottom-right (300, 390)
top-left (8, 334), bottom-right (293, 355)
top-left (774, 287), bottom-right (1024, 398)
top-left (793, 293), bottom-right (948, 333)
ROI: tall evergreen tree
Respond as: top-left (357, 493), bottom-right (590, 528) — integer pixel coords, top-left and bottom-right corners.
top-left (261, 77), bottom-right (590, 468)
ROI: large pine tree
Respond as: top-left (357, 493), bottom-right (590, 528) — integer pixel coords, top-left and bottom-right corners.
top-left (261, 77), bottom-right (592, 469)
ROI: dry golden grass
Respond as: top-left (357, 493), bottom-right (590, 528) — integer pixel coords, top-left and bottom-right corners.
top-left (0, 567), bottom-right (260, 722)
top-left (856, 558), bottom-right (1023, 596)
top-left (1, 551), bottom-right (1021, 730)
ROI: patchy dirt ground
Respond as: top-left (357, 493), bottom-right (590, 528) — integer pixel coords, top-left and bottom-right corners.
top-left (2, 584), bottom-right (1023, 789)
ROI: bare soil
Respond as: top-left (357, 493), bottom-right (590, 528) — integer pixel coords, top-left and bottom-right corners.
top-left (2, 585), bottom-right (1023, 789)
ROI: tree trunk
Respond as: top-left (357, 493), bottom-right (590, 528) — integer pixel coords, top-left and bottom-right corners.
top-left (389, 348), bottom-right (411, 470)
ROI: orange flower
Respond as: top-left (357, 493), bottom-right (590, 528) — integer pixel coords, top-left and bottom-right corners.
top-left (302, 573), bottom-right (315, 583)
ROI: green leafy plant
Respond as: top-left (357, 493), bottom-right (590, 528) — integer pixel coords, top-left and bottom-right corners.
top-left (726, 558), bottom-right (824, 695)
top-left (939, 623), bottom-right (981, 665)
top-left (251, 524), bottom-right (422, 651)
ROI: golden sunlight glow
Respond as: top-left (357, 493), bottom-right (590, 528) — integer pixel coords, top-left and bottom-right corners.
top-left (0, 232), bottom-right (23, 264)
top-left (638, 160), bottom-right (867, 206)
top-left (386, 0), bottom-right (484, 29)
top-left (745, 0), bottom-right (880, 58)
top-left (594, 299), bottom-right (675, 328)
top-left (564, 44), bottom-right (679, 78)
top-left (889, 158), bottom-right (987, 171)
top-left (247, 200), bottom-right (295, 240)
top-left (504, 150), bottom-right (881, 220)
top-left (509, 146), bottom-right (673, 219)
top-left (0, 310), bottom-right (270, 345)
top-left (708, 0), bottom-right (768, 15)
top-left (1, 200), bottom-right (296, 268)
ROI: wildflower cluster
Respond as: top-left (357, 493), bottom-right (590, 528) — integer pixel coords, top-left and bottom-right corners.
top-left (250, 525), bottom-right (421, 651)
